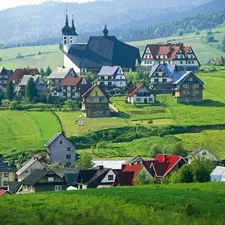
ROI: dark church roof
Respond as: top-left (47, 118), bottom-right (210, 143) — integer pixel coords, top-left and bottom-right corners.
top-left (60, 33), bottom-right (141, 69)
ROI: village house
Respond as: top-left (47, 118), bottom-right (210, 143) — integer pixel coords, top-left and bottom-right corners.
top-left (21, 169), bottom-right (68, 194)
top-left (16, 156), bottom-right (46, 182)
top-left (0, 156), bottom-right (17, 189)
top-left (127, 83), bottom-right (155, 104)
top-left (10, 68), bottom-right (39, 85)
top-left (0, 67), bottom-right (13, 90)
top-left (97, 66), bottom-right (127, 92)
top-left (81, 84), bottom-right (111, 118)
top-left (203, 58), bottom-right (215, 66)
top-left (45, 132), bottom-right (76, 167)
top-left (48, 67), bottom-right (77, 96)
top-left (60, 14), bottom-right (141, 75)
top-left (187, 147), bottom-right (217, 164)
top-left (210, 166), bottom-right (225, 182)
top-left (59, 76), bottom-right (91, 100)
top-left (15, 74), bottom-right (48, 96)
top-left (93, 160), bottom-right (126, 171)
top-left (149, 63), bottom-right (185, 93)
top-left (0, 189), bottom-right (10, 196)
top-left (77, 167), bottom-right (116, 189)
top-left (172, 71), bottom-right (204, 103)
top-left (141, 43), bottom-right (200, 71)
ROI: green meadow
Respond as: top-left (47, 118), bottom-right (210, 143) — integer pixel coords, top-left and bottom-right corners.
top-left (1, 183), bottom-right (225, 225)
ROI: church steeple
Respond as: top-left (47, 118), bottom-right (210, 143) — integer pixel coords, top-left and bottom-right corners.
top-left (62, 12), bottom-right (71, 35)
top-left (103, 25), bottom-right (109, 37)
top-left (71, 16), bottom-right (78, 36)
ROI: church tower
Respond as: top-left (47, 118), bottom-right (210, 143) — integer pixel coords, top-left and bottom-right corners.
top-left (62, 13), bottom-right (78, 53)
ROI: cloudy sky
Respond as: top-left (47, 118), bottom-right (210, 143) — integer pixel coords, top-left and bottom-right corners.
top-left (0, 0), bottom-right (94, 10)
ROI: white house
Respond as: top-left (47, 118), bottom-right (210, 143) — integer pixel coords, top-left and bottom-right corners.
top-left (93, 160), bottom-right (126, 170)
top-left (45, 132), bottom-right (76, 167)
top-left (97, 66), bottom-right (127, 89)
top-left (16, 156), bottom-right (46, 182)
top-left (187, 147), bottom-right (217, 164)
top-left (77, 168), bottom-right (116, 189)
top-left (127, 83), bottom-right (155, 104)
top-left (210, 166), bottom-right (225, 182)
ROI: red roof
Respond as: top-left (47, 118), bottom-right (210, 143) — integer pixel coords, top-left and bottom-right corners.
top-left (10, 68), bottom-right (39, 82)
top-left (151, 154), bottom-right (184, 178)
top-left (0, 189), bottom-right (8, 196)
top-left (128, 83), bottom-right (144, 96)
top-left (144, 44), bottom-right (190, 61)
top-left (61, 77), bottom-right (82, 86)
top-left (122, 164), bottom-right (143, 178)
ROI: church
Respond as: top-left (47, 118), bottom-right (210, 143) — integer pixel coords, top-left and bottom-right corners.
top-left (60, 14), bottom-right (141, 75)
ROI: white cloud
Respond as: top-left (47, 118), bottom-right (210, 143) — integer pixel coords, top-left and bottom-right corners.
top-left (0, 0), bottom-right (94, 11)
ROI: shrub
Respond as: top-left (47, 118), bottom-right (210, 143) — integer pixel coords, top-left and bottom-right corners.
top-left (9, 100), bottom-right (19, 110)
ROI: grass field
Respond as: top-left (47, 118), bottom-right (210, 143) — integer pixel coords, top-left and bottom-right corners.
top-left (1, 183), bottom-right (225, 225)
top-left (82, 130), bottom-right (225, 159)
top-left (0, 111), bottom-right (61, 157)
top-left (0, 26), bottom-right (224, 70)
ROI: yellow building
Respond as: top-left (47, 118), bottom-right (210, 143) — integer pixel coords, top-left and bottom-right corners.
top-left (81, 85), bottom-right (111, 118)
top-left (0, 157), bottom-right (17, 189)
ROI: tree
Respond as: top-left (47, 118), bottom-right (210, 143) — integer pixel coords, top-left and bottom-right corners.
top-left (179, 164), bottom-right (193, 183)
top-left (6, 80), bottom-right (15, 101)
top-left (205, 35), bottom-right (215, 43)
top-left (171, 143), bottom-right (187, 157)
top-left (177, 28), bottom-right (184, 36)
top-left (25, 78), bottom-right (37, 101)
top-left (76, 153), bottom-right (94, 170)
top-left (134, 170), bottom-right (151, 185)
top-left (220, 37), bottom-right (225, 52)
top-left (45, 66), bottom-right (52, 76)
top-left (40, 68), bottom-right (45, 76)
top-left (150, 144), bottom-right (160, 158)
top-left (64, 99), bottom-right (79, 110)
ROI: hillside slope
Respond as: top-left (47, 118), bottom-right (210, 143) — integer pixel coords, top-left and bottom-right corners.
top-left (1, 183), bottom-right (225, 225)
top-left (0, 0), bottom-right (221, 46)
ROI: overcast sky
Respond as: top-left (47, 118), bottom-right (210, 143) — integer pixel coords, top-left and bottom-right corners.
top-left (0, 0), bottom-right (94, 10)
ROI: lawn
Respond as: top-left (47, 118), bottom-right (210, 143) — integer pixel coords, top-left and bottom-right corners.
top-left (81, 130), bottom-right (225, 159)
top-left (0, 26), bottom-right (224, 70)
top-left (0, 111), bottom-right (61, 157)
top-left (1, 183), bottom-right (225, 225)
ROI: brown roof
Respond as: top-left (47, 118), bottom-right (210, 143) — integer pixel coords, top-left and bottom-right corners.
top-left (61, 77), bottom-right (82, 86)
top-left (10, 68), bottom-right (39, 82)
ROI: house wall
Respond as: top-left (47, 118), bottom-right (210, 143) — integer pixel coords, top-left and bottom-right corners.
top-left (48, 134), bottom-right (76, 167)
top-left (189, 150), bottom-right (217, 164)
top-left (60, 86), bottom-right (80, 99)
top-left (130, 86), bottom-right (155, 104)
top-left (64, 55), bottom-right (81, 75)
top-left (18, 161), bottom-right (45, 182)
top-left (22, 183), bottom-right (67, 193)
top-left (0, 172), bottom-right (16, 188)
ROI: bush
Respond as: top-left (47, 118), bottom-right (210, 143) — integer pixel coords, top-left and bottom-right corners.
top-left (9, 100), bottom-right (19, 110)
top-left (171, 143), bottom-right (187, 157)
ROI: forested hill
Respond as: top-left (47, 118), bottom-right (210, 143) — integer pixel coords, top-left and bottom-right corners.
top-left (119, 8), bottom-right (225, 42)
top-left (0, 0), bottom-right (223, 47)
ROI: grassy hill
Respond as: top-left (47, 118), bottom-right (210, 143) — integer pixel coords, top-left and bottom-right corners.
top-left (1, 183), bottom-right (225, 225)
top-left (0, 26), bottom-right (224, 70)
top-left (0, 111), bottom-right (61, 157)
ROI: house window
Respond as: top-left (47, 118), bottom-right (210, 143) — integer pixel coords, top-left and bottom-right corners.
top-left (54, 185), bottom-right (62, 191)
top-left (24, 185), bottom-right (28, 191)
top-left (3, 173), bottom-right (8, 177)
top-left (60, 140), bottom-right (63, 144)
top-left (95, 91), bottom-right (98, 96)
top-left (184, 91), bottom-right (188, 94)
top-left (25, 170), bottom-right (28, 173)
top-left (154, 79), bottom-right (159, 83)
top-left (3, 181), bottom-right (8, 186)
top-left (136, 98), bottom-right (141, 102)
top-left (66, 154), bottom-right (71, 159)
top-left (180, 61), bottom-right (183, 64)
top-left (67, 147), bottom-right (71, 151)
top-left (149, 98), bottom-right (153, 102)
top-left (202, 152), bottom-right (208, 156)
top-left (108, 175), bottom-right (114, 181)
top-left (163, 79), bottom-right (167, 83)
top-left (48, 177), bottom-right (54, 182)
top-left (183, 84), bottom-right (189, 88)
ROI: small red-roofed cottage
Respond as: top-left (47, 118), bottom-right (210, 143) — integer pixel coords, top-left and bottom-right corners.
top-left (143, 154), bottom-right (187, 179)
top-left (0, 189), bottom-right (9, 196)
top-left (127, 83), bottom-right (155, 104)
top-left (122, 163), bottom-right (152, 185)
top-left (60, 76), bottom-right (91, 100)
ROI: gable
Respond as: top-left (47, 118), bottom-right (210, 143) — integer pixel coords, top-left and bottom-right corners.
top-left (101, 170), bottom-right (116, 183)
top-left (48, 134), bottom-right (75, 149)
top-left (89, 86), bottom-right (106, 97)
top-left (38, 171), bottom-right (65, 184)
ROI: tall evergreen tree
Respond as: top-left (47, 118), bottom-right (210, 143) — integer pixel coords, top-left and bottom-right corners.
top-left (40, 68), bottom-right (45, 76)
top-left (45, 66), bottom-right (52, 76)
top-left (25, 78), bottom-right (37, 101)
top-left (6, 80), bottom-right (15, 101)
